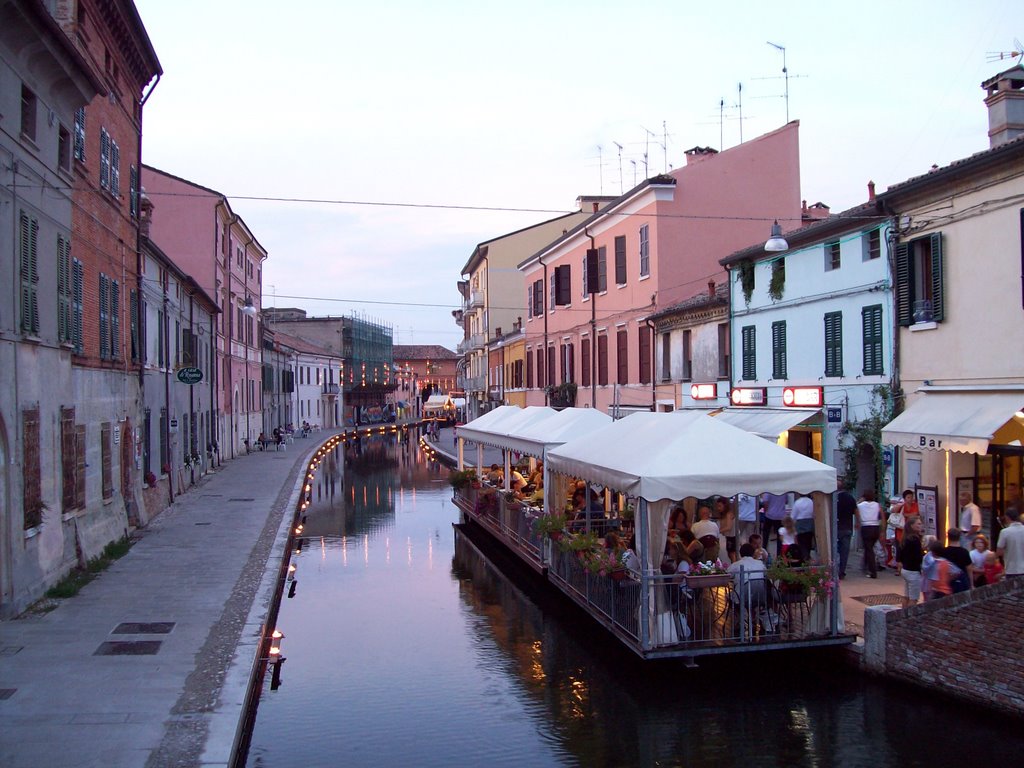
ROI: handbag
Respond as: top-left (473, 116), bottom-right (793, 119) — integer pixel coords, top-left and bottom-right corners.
top-left (888, 509), bottom-right (906, 530)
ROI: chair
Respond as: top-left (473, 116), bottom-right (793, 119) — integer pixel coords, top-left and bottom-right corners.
top-left (771, 581), bottom-right (809, 633)
top-left (730, 576), bottom-right (778, 638)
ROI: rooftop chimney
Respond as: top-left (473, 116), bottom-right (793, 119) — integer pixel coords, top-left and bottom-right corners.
top-left (982, 64), bottom-right (1024, 147)
top-left (708, 280), bottom-right (716, 298)
top-left (684, 146), bottom-right (718, 165)
top-left (867, 180), bottom-right (876, 201)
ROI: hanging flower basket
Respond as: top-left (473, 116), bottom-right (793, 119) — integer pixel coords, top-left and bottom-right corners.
top-left (610, 568), bottom-right (628, 582)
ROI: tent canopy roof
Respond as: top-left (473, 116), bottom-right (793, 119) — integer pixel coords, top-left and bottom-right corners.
top-left (546, 410), bottom-right (836, 501)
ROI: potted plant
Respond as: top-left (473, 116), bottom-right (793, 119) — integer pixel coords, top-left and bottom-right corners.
top-left (533, 512), bottom-right (567, 540)
top-left (448, 469), bottom-right (477, 490)
top-left (685, 559), bottom-right (732, 588)
top-left (582, 547), bottom-right (627, 579)
top-left (547, 381), bottom-right (577, 408)
top-left (559, 530), bottom-right (600, 554)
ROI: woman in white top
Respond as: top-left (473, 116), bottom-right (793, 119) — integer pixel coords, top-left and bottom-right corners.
top-left (857, 490), bottom-right (882, 578)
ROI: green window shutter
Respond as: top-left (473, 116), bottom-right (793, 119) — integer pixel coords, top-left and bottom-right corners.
top-left (57, 236), bottom-right (72, 343)
top-left (614, 235), bottom-right (627, 284)
top-left (130, 289), bottom-right (139, 362)
top-left (72, 259), bottom-right (83, 354)
top-left (99, 129), bottom-right (110, 189)
top-left (598, 246), bottom-right (607, 292)
top-left (19, 212), bottom-right (39, 334)
top-left (741, 325), bottom-right (756, 380)
top-left (824, 312), bottom-right (843, 377)
top-left (772, 321), bottom-right (787, 379)
top-left (929, 232), bottom-right (944, 322)
top-left (894, 242), bottom-right (912, 327)
top-left (862, 304), bottom-right (884, 375)
top-left (99, 274), bottom-right (109, 359)
top-left (110, 280), bottom-right (120, 359)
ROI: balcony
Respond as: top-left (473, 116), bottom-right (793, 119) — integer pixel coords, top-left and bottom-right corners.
top-left (469, 291), bottom-right (484, 309)
top-left (322, 383), bottom-right (340, 397)
top-left (464, 375), bottom-right (486, 392)
top-left (469, 333), bottom-right (486, 351)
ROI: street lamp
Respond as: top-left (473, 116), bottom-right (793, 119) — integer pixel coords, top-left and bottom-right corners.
top-left (764, 220), bottom-right (789, 252)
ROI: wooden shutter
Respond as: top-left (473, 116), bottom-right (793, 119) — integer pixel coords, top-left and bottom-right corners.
top-left (894, 242), bottom-right (912, 327)
top-left (100, 128), bottom-right (110, 189)
top-left (129, 165), bottom-right (138, 217)
top-left (532, 279), bottom-right (543, 316)
top-left (61, 408), bottom-right (77, 511)
top-left (536, 348), bottom-right (544, 388)
top-left (566, 343), bottom-right (575, 384)
top-left (862, 304), bottom-right (884, 375)
top-left (771, 321), bottom-right (787, 379)
top-left (616, 329), bottom-right (628, 384)
top-left (585, 249), bottom-right (600, 293)
top-left (19, 212), bottom-right (39, 334)
top-left (73, 107), bottom-right (86, 161)
top-left (741, 326), bottom-right (756, 380)
top-left (614, 235), bottom-right (627, 285)
top-left (58, 236), bottom-right (71, 343)
top-left (110, 279), bottom-right (120, 359)
top-left (547, 346), bottom-right (556, 387)
top-left (581, 338), bottom-right (591, 387)
top-left (130, 289), bottom-right (139, 362)
top-left (101, 422), bottom-right (113, 499)
top-left (824, 312), bottom-right (843, 377)
top-left (111, 141), bottom-right (120, 195)
top-left (72, 258), bottom-right (84, 354)
top-left (526, 349), bottom-right (533, 389)
top-left (639, 326), bottom-right (651, 385)
top-left (929, 232), bottom-right (944, 322)
top-left (99, 274), bottom-right (109, 359)
top-left (75, 424), bottom-right (86, 507)
top-left (597, 334), bottom-right (609, 386)
top-left (559, 344), bottom-right (567, 383)
top-left (554, 264), bottom-right (572, 305)
top-left (22, 408), bottom-right (42, 529)
top-left (598, 246), bottom-right (607, 292)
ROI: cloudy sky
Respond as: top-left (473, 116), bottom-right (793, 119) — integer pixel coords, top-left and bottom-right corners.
top-left (134, 0), bottom-right (1022, 348)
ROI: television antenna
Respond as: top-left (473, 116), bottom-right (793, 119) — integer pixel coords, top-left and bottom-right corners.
top-left (756, 42), bottom-right (807, 123)
top-left (613, 141), bottom-right (624, 193)
top-left (986, 39), bottom-right (1024, 64)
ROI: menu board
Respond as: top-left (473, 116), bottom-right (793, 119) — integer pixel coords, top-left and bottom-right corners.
top-left (916, 485), bottom-right (938, 537)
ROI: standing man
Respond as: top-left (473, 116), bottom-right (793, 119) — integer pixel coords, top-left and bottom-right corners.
top-left (997, 507), bottom-right (1024, 578)
top-left (958, 490), bottom-right (982, 543)
top-left (736, 493), bottom-right (758, 547)
top-left (836, 485), bottom-right (857, 580)
top-left (857, 490), bottom-right (882, 578)
top-left (760, 493), bottom-right (788, 556)
top-left (792, 493), bottom-right (815, 560)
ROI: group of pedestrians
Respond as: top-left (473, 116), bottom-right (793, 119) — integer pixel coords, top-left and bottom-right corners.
top-left (888, 492), bottom-right (1024, 603)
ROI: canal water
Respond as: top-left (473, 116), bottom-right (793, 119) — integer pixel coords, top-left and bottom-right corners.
top-left (246, 433), bottom-right (1023, 767)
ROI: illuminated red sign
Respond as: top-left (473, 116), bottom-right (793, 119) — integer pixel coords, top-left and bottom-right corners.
top-left (782, 386), bottom-right (823, 407)
top-left (730, 387), bottom-right (766, 406)
top-left (690, 383), bottom-right (717, 400)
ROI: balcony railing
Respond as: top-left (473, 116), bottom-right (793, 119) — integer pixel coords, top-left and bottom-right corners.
top-left (469, 291), bottom-right (484, 309)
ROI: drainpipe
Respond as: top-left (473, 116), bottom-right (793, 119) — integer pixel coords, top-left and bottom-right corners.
top-left (162, 270), bottom-right (173, 504)
top-left (585, 226), bottom-right (597, 409)
top-left (542, 261), bottom-right (549, 405)
top-left (645, 317), bottom-right (656, 409)
top-left (188, 291), bottom-right (195, 486)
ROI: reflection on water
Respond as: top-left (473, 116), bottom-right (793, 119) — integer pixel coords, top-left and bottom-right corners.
top-left (247, 434), bottom-right (1024, 768)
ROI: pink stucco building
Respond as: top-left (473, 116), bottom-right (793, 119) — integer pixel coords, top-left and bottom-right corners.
top-left (142, 166), bottom-right (268, 457)
top-left (517, 122), bottom-right (802, 414)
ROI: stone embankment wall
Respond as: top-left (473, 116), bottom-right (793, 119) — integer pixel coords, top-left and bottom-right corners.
top-left (864, 578), bottom-right (1024, 716)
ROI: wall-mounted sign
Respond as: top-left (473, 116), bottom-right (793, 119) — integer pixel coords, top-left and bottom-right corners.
top-left (782, 386), bottom-right (823, 407)
top-left (730, 387), bottom-right (766, 406)
top-left (690, 383), bottom-right (717, 400)
top-left (177, 367), bottom-right (204, 385)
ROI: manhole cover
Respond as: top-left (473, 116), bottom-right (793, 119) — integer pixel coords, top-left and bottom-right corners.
top-left (0, 689), bottom-right (16, 700)
top-left (94, 641), bottom-right (162, 656)
top-left (112, 622), bottom-right (175, 635)
top-left (228, 498), bottom-right (255, 502)
top-left (852, 593), bottom-right (908, 606)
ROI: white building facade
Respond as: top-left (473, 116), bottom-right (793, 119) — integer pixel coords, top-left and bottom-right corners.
top-left (721, 208), bottom-right (896, 492)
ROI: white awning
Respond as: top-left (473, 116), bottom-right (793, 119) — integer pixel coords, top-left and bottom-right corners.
top-left (547, 410), bottom-right (836, 501)
top-left (881, 391), bottom-right (1024, 454)
top-left (712, 407), bottom-right (821, 440)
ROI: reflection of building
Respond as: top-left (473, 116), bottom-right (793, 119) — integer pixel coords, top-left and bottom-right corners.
top-left (267, 311), bottom-right (393, 425)
top-left (881, 65), bottom-right (1024, 537)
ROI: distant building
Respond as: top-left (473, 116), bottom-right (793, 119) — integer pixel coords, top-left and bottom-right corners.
top-left (271, 330), bottom-right (344, 429)
top-left (393, 344), bottom-right (459, 400)
top-left (268, 311), bottom-right (394, 425)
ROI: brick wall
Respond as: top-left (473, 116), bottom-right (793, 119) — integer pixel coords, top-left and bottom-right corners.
top-left (882, 579), bottom-right (1024, 715)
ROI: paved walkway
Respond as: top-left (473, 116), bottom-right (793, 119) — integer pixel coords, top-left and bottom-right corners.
top-left (432, 425), bottom-right (908, 638)
top-left (0, 433), bottom-right (331, 768)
